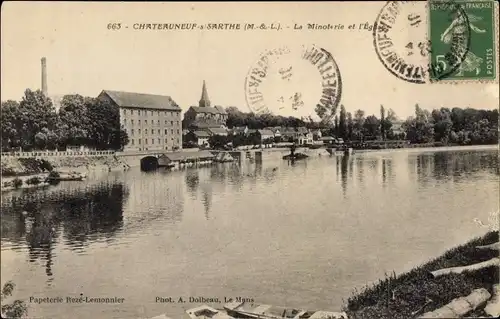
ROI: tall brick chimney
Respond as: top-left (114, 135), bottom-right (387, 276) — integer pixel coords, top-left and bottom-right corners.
top-left (41, 57), bottom-right (48, 96)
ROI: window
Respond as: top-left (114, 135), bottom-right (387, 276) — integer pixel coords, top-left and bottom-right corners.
top-left (158, 129), bottom-right (160, 134)
top-left (177, 121), bottom-right (179, 126)
top-left (138, 110), bottom-right (141, 116)
top-left (150, 111), bottom-right (153, 116)
top-left (124, 109), bottom-right (127, 115)
top-left (131, 129), bottom-right (134, 135)
top-left (152, 139), bottom-right (154, 144)
top-left (165, 120), bottom-right (168, 124)
top-left (145, 129), bottom-right (148, 135)
top-left (123, 119), bottom-right (127, 125)
top-left (139, 139), bottom-right (141, 144)
top-left (131, 110), bottom-right (134, 115)
top-left (171, 121), bottom-right (174, 126)
top-left (131, 139), bottom-right (134, 145)
top-left (139, 120), bottom-right (141, 125)
top-left (157, 138), bottom-right (160, 144)
top-left (165, 129), bottom-right (168, 134)
top-left (139, 129), bottom-right (141, 134)
top-left (177, 138), bottom-right (179, 144)
top-left (145, 139), bottom-right (148, 145)
top-left (131, 119), bottom-right (134, 125)
top-left (177, 129), bottom-right (179, 134)
top-left (165, 138), bottom-right (168, 143)
top-left (157, 120), bottom-right (160, 125)
top-left (145, 120), bottom-right (148, 124)
top-left (171, 129), bottom-right (173, 134)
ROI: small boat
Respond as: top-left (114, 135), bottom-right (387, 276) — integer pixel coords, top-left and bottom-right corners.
top-left (282, 153), bottom-right (309, 161)
top-left (224, 301), bottom-right (348, 319)
top-left (186, 305), bottom-right (235, 319)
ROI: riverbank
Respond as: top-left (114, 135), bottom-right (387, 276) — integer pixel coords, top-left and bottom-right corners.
top-left (344, 230), bottom-right (499, 319)
top-left (1, 155), bottom-right (129, 177)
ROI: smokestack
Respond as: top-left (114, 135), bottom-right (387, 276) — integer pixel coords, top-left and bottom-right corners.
top-left (41, 57), bottom-right (47, 96)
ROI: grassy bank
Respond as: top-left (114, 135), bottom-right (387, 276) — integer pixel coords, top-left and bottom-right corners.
top-left (345, 231), bottom-right (499, 319)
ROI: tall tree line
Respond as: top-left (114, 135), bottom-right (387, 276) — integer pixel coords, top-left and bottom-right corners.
top-left (1, 89), bottom-right (128, 151)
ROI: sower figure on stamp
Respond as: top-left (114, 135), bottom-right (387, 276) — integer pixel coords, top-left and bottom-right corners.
top-left (441, 12), bottom-right (487, 76)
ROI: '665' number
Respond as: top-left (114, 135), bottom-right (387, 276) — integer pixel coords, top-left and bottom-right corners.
top-left (107, 23), bottom-right (122, 30)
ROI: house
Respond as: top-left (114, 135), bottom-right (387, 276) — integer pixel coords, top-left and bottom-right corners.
top-left (312, 129), bottom-right (322, 140)
top-left (392, 120), bottom-right (405, 137)
top-left (97, 89), bottom-right (182, 152)
top-left (257, 129), bottom-right (275, 143)
top-left (183, 81), bottom-right (228, 129)
top-left (280, 127), bottom-right (309, 142)
top-left (298, 132), bottom-right (314, 145)
top-left (185, 130), bottom-right (211, 146)
top-left (231, 126), bottom-right (249, 136)
top-left (207, 127), bottom-right (228, 136)
top-left (319, 136), bottom-right (335, 145)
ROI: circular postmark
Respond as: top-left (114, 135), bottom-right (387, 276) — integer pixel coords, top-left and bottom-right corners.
top-left (244, 44), bottom-right (342, 124)
top-left (373, 0), bottom-right (471, 83)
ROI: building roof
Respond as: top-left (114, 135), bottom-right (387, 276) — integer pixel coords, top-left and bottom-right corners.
top-left (189, 106), bottom-right (226, 115)
top-left (100, 90), bottom-right (181, 111)
top-left (193, 130), bottom-right (210, 138)
top-left (208, 127), bottom-right (228, 135)
top-left (214, 105), bottom-right (227, 115)
top-left (258, 129), bottom-right (274, 136)
top-left (199, 80), bottom-right (211, 108)
top-left (191, 121), bottom-right (223, 129)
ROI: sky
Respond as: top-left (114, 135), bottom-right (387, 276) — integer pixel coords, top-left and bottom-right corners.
top-left (1, 1), bottom-right (499, 119)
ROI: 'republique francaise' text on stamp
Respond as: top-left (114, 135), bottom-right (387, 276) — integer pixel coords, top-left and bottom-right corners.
top-left (429, 0), bottom-right (497, 81)
top-left (244, 44), bottom-right (342, 124)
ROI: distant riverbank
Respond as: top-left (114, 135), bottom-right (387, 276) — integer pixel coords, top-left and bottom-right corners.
top-left (345, 230), bottom-right (499, 319)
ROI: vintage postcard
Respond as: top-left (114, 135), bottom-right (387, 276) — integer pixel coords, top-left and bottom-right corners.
top-left (1, 1), bottom-right (499, 319)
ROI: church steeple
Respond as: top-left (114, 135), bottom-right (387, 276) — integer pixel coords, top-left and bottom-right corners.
top-left (199, 80), bottom-right (211, 108)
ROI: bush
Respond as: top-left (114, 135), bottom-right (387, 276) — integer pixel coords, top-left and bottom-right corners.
top-left (25, 177), bottom-right (41, 185)
top-left (1, 281), bottom-right (28, 318)
top-left (12, 178), bottom-right (22, 189)
top-left (47, 171), bottom-right (60, 179)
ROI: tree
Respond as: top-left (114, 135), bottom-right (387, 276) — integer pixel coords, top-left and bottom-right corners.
top-left (346, 112), bottom-right (353, 141)
top-left (208, 135), bottom-right (229, 149)
top-left (333, 115), bottom-right (339, 136)
top-left (57, 94), bottom-right (92, 147)
top-left (18, 89), bottom-right (58, 150)
top-left (0, 100), bottom-right (21, 150)
top-left (431, 108), bottom-right (453, 142)
top-left (1, 281), bottom-right (28, 318)
top-left (86, 98), bottom-right (128, 150)
top-left (339, 105), bottom-right (347, 138)
top-left (403, 104), bottom-right (435, 143)
top-left (380, 105), bottom-right (386, 140)
top-left (363, 115), bottom-right (381, 138)
top-left (353, 109), bottom-right (366, 140)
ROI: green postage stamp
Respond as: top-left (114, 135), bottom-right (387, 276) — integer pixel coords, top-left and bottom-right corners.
top-left (428, 0), bottom-right (498, 82)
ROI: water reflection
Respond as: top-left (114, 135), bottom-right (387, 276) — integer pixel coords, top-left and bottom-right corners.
top-left (340, 155), bottom-right (349, 197)
top-left (413, 151), bottom-right (499, 183)
top-left (0, 148), bottom-right (498, 319)
top-left (1, 182), bottom-right (128, 282)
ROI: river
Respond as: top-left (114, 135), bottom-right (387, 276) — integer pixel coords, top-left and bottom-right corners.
top-left (1, 146), bottom-right (498, 319)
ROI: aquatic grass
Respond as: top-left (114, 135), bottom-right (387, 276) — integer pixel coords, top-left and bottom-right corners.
top-left (344, 231), bottom-right (499, 319)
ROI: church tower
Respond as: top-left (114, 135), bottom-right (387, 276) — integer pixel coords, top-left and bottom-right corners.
top-left (199, 80), bottom-right (211, 108)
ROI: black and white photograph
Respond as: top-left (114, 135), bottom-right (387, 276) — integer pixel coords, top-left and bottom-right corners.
top-left (1, 1), bottom-right (499, 319)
